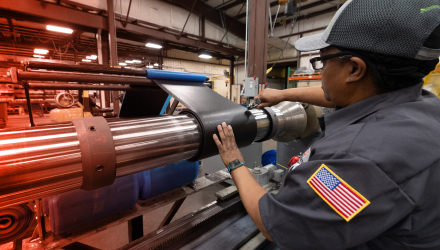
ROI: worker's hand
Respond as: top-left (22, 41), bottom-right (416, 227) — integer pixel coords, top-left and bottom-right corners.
top-left (213, 122), bottom-right (245, 167)
top-left (255, 88), bottom-right (285, 109)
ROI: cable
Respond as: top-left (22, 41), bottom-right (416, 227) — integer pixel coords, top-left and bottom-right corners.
top-left (268, 2), bottom-right (302, 72)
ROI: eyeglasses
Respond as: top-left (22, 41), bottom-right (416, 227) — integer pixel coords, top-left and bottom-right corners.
top-left (310, 52), bottom-right (353, 70)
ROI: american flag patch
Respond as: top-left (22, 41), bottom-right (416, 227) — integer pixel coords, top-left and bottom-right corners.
top-left (307, 165), bottom-right (370, 222)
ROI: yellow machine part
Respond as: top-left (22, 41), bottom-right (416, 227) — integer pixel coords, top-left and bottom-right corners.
top-left (423, 63), bottom-right (440, 98)
top-left (50, 107), bottom-right (84, 122)
top-left (49, 102), bottom-right (92, 122)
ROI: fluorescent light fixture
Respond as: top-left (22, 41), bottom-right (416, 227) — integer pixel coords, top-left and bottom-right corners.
top-left (119, 63), bottom-right (127, 66)
top-left (147, 65), bottom-right (154, 68)
top-left (34, 49), bottom-right (48, 54)
top-left (199, 54), bottom-right (212, 59)
top-left (125, 60), bottom-right (134, 63)
top-left (82, 59), bottom-right (91, 62)
top-left (125, 67), bottom-right (131, 69)
top-left (145, 43), bottom-right (162, 49)
top-left (46, 25), bottom-right (73, 34)
top-left (154, 63), bottom-right (159, 66)
top-left (33, 55), bottom-right (44, 58)
top-left (86, 55), bottom-right (97, 60)
top-left (132, 60), bottom-right (142, 63)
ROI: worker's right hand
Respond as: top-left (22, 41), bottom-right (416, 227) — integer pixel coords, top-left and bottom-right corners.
top-left (255, 88), bottom-right (285, 109)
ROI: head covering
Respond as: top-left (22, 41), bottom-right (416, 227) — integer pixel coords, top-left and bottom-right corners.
top-left (295, 0), bottom-right (440, 60)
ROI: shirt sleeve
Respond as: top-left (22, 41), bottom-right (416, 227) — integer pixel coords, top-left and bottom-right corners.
top-left (259, 152), bottom-right (415, 250)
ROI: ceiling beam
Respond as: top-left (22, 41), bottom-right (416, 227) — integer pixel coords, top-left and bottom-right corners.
top-left (162, 0), bottom-right (246, 40)
top-left (116, 22), bottom-right (244, 57)
top-left (269, 0), bottom-right (333, 23)
top-left (0, 0), bottom-right (244, 57)
top-left (274, 6), bottom-right (338, 27)
top-left (239, 0), bottom-right (333, 20)
top-left (219, 0), bottom-right (244, 11)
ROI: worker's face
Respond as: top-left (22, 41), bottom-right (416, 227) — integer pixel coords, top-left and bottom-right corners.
top-left (319, 46), bottom-right (352, 107)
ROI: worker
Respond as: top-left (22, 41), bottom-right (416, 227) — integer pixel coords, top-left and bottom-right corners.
top-left (213, 0), bottom-right (440, 249)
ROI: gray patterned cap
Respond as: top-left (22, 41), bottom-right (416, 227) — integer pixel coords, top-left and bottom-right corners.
top-left (295, 0), bottom-right (440, 60)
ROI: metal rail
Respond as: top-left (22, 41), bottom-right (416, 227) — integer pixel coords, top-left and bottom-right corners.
top-left (26, 62), bottom-right (148, 76)
top-left (17, 71), bottom-right (155, 85)
top-left (27, 83), bottom-right (163, 91)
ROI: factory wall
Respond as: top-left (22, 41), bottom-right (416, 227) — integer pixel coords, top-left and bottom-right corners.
top-left (273, 11), bottom-right (336, 68)
top-left (67, 0), bottom-right (244, 44)
top-left (163, 50), bottom-right (230, 78)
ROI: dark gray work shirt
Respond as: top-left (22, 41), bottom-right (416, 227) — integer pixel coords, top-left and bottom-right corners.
top-left (259, 83), bottom-right (440, 250)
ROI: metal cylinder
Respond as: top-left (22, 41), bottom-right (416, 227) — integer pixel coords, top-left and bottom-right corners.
top-left (249, 109), bottom-right (270, 141)
top-left (27, 83), bottom-right (163, 92)
top-left (17, 71), bottom-right (156, 86)
top-left (0, 115), bottom-right (201, 209)
top-left (27, 61), bottom-right (147, 76)
top-left (0, 102), bottom-right (307, 209)
top-left (272, 101), bottom-right (308, 142)
top-left (249, 101), bottom-right (307, 142)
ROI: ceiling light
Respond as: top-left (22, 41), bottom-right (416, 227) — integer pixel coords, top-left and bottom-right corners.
top-left (46, 25), bottom-right (73, 34)
top-left (125, 67), bottom-right (131, 69)
top-left (125, 60), bottom-right (134, 63)
top-left (132, 60), bottom-right (141, 63)
top-left (119, 63), bottom-right (127, 66)
top-left (82, 59), bottom-right (91, 62)
top-left (154, 63), bottom-right (159, 66)
top-left (33, 55), bottom-right (44, 58)
top-left (34, 49), bottom-right (48, 54)
top-left (199, 54), bottom-right (212, 59)
top-left (146, 43), bottom-right (162, 49)
top-left (147, 65), bottom-right (154, 68)
top-left (86, 55), bottom-right (97, 60)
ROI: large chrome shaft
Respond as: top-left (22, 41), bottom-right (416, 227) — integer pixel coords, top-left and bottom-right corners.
top-left (0, 102), bottom-right (307, 209)
top-left (0, 115), bottom-right (201, 208)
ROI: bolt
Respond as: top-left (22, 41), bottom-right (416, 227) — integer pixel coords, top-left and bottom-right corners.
top-left (253, 167), bottom-right (261, 174)
top-left (88, 126), bottom-right (96, 132)
top-left (95, 165), bottom-right (104, 172)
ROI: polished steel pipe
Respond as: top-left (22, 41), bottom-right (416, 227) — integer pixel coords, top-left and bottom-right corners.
top-left (250, 101), bottom-right (307, 142)
top-left (0, 115), bottom-right (201, 209)
top-left (27, 61), bottom-right (148, 76)
top-left (0, 102), bottom-right (307, 209)
top-left (17, 71), bottom-right (156, 86)
top-left (28, 83), bottom-right (163, 91)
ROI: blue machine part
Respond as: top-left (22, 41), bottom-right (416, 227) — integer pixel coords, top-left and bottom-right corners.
top-left (146, 69), bottom-right (206, 83)
top-left (262, 150), bottom-right (277, 166)
top-left (43, 174), bottom-right (140, 235)
top-left (138, 161), bottom-right (199, 200)
top-left (43, 161), bottom-right (198, 235)
top-left (159, 95), bottom-right (172, 115)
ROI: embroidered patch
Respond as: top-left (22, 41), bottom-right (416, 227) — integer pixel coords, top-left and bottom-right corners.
top-left (307, 164), bottom-right (370, 222)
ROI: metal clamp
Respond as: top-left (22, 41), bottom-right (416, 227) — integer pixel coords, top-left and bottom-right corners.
top-left (73, 117), bottom-right (116, 191)
top-left (255, 107), bottom-right (279, 142)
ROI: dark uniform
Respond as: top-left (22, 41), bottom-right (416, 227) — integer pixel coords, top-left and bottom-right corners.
top-left (259, 83), bottom-right (440, 249)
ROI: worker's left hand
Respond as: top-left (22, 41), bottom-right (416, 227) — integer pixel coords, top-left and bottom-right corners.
top-left (213, 122), bottom-right (245, 167)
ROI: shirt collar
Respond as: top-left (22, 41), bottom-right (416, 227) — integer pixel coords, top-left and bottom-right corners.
top-left (318, 82), bottom-right (423, 135)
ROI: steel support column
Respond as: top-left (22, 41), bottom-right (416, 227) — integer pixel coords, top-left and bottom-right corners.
top-left (107, 0), bottom-right (119, 115)
top-left (247, 0), bottom-right (269, 83)
top-left (230, 57), bottom-right (235, 100)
